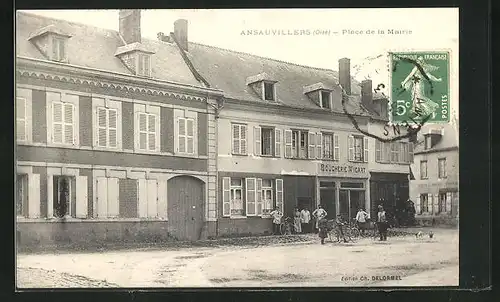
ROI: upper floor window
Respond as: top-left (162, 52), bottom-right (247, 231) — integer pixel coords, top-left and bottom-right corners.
top-left (52, 36), bottom-right (67, 62)
top-left (420, 160), bottom-right (428, 179)
top-left (254, 127), bottom-right (274, 156)
top-left (348, 135), bottom-right (368, 162)
top-left (137, 53), bottom-right (151, 77)
top-left (320, 91), bottom-right (331, 109)
top-left (322, 133), bottom-right (339, 160)
top-left (375, 141), bottom-right (413, 164)
top-left (438, 158), bottom-right (447, 179)
top-left (420, 193), bottom-right (429, 213)
top-left (263, 82), bottom-right (275, 101)
top-left (292, 130), bottom-right (308, 159)
top-left (92, 98), bottom-right (121, 149)
top-left (174, 109), bottom-right (197, 155)
top-left (425, 135), bottom-right (432, 150)
top-left (16, 88), bottom-right (32, 143)
top-left (391, 142), bottom-right (400, 162)
top-left (232, 124), bottom-right (248, 155)
top-left (47, 92), bottom-right (79, 146)
top-left (135, 104), bottom-right (160, 152)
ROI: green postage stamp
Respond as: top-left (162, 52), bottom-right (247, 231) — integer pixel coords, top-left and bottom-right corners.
top-left (389, 51), bottom-right (450, 124)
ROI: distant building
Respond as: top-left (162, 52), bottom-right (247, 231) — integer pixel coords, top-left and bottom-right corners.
top-left (410, 123), bottom-right (459, 225)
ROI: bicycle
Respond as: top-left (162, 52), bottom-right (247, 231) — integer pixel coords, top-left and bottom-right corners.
top-left (279, 216), bottom-right (293, 235)
top-left (328, 219), bottom-right (360, 243)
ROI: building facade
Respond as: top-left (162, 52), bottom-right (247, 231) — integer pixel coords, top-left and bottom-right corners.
top-left (15, 11), bottom-right (223, 246)
top-left (410, 124), bottom-right (459, 226)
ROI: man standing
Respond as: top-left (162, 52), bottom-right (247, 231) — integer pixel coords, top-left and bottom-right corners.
top-left (312, 204), bottom-right (327, 233)
top-left (300, 207), bottom-right (311, 233)
top-left (355, 207), bottom-right (369, 235)
top-left (377, 205), bottom-right (389, 241)
top-left (269, 206), bottom-right (283, 235)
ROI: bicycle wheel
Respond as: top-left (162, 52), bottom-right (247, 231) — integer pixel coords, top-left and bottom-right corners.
top-left (279, 223), bottom-right (286, 235)
top-left (349, 228), bottom-right (361, 241)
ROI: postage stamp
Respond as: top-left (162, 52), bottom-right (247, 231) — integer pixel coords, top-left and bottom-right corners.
top-left (389, 51), bottom-right (450, 124)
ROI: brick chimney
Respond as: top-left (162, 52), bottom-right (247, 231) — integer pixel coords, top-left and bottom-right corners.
top-left (174, 19), bottom-right (188, 51)
top-left (119, 10), bottom-right (141, 44)
top-left (361, 79), bottom-right (373, 111)
top-left (338, 58), bottom-right (351, 95)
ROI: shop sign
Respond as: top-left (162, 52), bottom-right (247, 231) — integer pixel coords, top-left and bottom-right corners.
top-left (318, 163), bottom-right (369, 178)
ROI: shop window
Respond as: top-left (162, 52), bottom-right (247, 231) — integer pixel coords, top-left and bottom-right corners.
top-left (420, 194), bottom-right (429, 213)
top-left (320, 181), bottom-right (336, 188)
top-left (53, 176), bottom-right (74, 218)
top-left (438, 193), bottom-right (447, 213)
top-left (230, 178), bottom-right (244, 216)
top-left (16, 174), bottom-right (28, 217)
top-left (341, 182), bottom-right (364, 188)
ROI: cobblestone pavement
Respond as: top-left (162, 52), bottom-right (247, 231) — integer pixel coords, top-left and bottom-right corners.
top-left (17, 228), bottom-right (458, 288)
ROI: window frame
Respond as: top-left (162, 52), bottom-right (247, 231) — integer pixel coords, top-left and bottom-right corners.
top-left (260, 127), bottom-right (274, 156)
top-left (322, 132), bottom-right (334, 160)
top-left (47, 92), bottom-right (79, 147)
top-left (349, 135), bottom-right (367, 162)
top-left (51, 35), bottom-right (67, 62)
top-left (92, 97), bottom-right (122, 150)
top-left (319, 90), bottom-right (332, 109)
top-left (420, 193), bottom-right (429, 213)
top-left (261, 179), bottom-right (274, 216)
top-left (16, 88), bottom-right (32, 143)
top-left (438, 158), bottom-right (447, 179)
top-left (438, 193), bottom-right (447, 213)
top-left (16, 174), bottom-right (28, 218)
top-left (174, 109), bottom-right (198, 156)
top-left (230, 178), bottom-right (244, 217)
top-left (53, 175), bottom-right (74, 219)
top-left (231, 123), bottom-right (248, 155)
top-left (262, 81), bottom-right (276, 101)
top-left (420, 160), bottom-right (428, 179)
top-left (96, 106), bottom-right (119, 149)
top-left (291, 129), bottom-right (308, 159)
top-left (137, 53), bottom-right (152, 77)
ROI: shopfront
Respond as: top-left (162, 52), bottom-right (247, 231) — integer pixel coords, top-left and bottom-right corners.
top-left (370, 172), bottom-right (410, 223)
top-left (317, 162), bottom-right (369, 221)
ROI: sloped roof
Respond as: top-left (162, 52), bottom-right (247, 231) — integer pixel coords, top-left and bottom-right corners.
top-left (414, 122), bottom-right (459, 153)
top-left (16, 11), bottom-right (203, 87)
top-left (186, 42), bottom-right (370, 115)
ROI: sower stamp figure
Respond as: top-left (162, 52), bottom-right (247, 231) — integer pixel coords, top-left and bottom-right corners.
top-left (377, 205), bottom-right (389, 241)
top-left (269, 207), bottom-right (283, 235)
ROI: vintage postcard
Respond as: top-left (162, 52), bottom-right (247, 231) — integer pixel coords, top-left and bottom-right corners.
top-left (15, 8), bottom-right (459, 288)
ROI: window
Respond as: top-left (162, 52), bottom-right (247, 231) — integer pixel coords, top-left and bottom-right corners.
top-left (420, 194), bottom-right (429, 213)
top-left (425, 135), bottom-right (432, 150)
top-left (289, 130), bottom-right (308, 159)
top-left (16, 93), bottom-right (30, 142)
top-left (420, 160), bottom-right (428, 179)
top-left (137, 53), bottom-right (151, 77)
top-left (438, 158), bottom-right (447, 179)
top-left (320, 91), bottom-right (331, 109)
top-left (323, 133), bottom-right (333, 159)
top-left (232, 124), bottom-right (247, 155)
top-left (230, 178), bottom-right (244, 216)
top-left (137, 112), bottom-right (158, 151)
top-left (97, 107), bottom-right (118, 148)
top-left (391, 142), bottom-right (400, 162)
top-left (96, 177), bottom-right (119, 218)
top-left (53, 101), bottom-right (75, 145)
top-left (261, 179), bottom-right (274, 215)
top-left (255, 127), bottom-right (274, 156)
top-left (264, 82), bottom-right (275, 101)
top-left (376, 141), bottom-right (412, 164)
top-left (178, 117), bottom-right (195, 154)
top-left (349, 135), bottom-right (368, 162)
top-left (16, 174), bottom-right (28, 217)
top-left (137, 179), bottom-right (167, 219)
top-left (52, 36), bottom-right (66, 62)
top-left (438, 193), bottom-right (447, 213)
top-left (53, 176), bottom-right (74, 218)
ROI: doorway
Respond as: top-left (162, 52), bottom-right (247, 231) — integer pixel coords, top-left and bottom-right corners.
top-left (338, 182), bottom-right (366, 221)
top-left (319, 181), bottom-right (336, 219)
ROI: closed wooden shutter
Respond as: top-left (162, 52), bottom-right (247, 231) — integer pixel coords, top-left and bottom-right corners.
top-left (108, 109), bottom-right (118, 148)
top-left (276, 179), bottom-right (283, 213)
top-left (240, 125), bottom-right (247, 154)
top-left (47, 175), bottom-right (54, 218)
top-left (147, 179), bottom-right (158, 218)
top-left (16, 97), bottom-right (26, 141)
top-left (222, 177), bottom-right (231, 217)
top-left (246, 178), bottom-right (256, 216)
top-left (363, 137), bottom-right (369, 162)
top-left (148, 114), bottom-right (156, 151)
top-left (53, 102), bottom-right (64, 143)
top-left (178, 117), bottom-right (186, 153)
top-left (409, 142), bottom-right (414, 163)
top-left (415, 195), bottom-right (421, 214)
top-left (256, 178), bottom-right (263, 216)
top-left (254, 126), bottom-right (261, 156)
top-left (63, 103), bottom-right (74, 145)
top-left (75, 176), bottom-right (88, 218)
top-left (446, 192), bottom-right (452, 214)
top-left (232, 124), bottom-right (240, 154)
top-left (348, 135), bottom-right (354, 161)
top-left (315, 132), bottom-right (322, 159)
top-left (274, 128), bottom-right (281, 157)
top-left (28, 174), bottom-right (40, 218)
top-left (137, 179), bottom-right (148, 218)
top-left (96, 177), bottom-right (108, 218)
top-left (433, 194), bottom-right (439, 214)
top-left (375, 140), bottom-right (381, 162)
top-left (186, 118), bottom-right (194, 154)
top-left (308, 132), bottom-right (316, 159)
top-left (107, 177), bottom-right (119, 217)
top-left (284, 130), bottom-right (293, 158)
top-left (98, 107), bottom-right (107, 147)
top-left (334, 134), bottom-right (340, 161)
top-left (157, 180), bottom-right (167, 219)
top-left (137, 112), bottom-right (147, 150)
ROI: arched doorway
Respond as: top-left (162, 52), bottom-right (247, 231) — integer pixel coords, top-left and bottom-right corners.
top-left (167, 175), bottom-right (205, 241)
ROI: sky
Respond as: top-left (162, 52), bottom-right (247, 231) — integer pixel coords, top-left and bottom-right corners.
top-left (19, 8), bottom-right (459, 122)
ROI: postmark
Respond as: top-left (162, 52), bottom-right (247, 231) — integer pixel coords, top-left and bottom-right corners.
top-left (389, 51), bottom-right (450, 124)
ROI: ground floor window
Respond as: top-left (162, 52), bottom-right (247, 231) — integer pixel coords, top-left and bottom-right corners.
top-left (53, 175), bottom-right (74, 218)
top-left (16, 174), bottom-right (28, 217)
top-left (262, 179), bottom-right (274, 215)
top-left (438, 193), bottom-right (447, 213)
top-left (230, 178), bottom-right (244, 216)
top-left (420, 194), bottom-right (429, 213)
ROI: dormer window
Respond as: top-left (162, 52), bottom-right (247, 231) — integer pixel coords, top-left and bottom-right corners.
top-left (115, 42), bottom-right (155, 78)
top-left (320, 90), bottom-right (331, 109)
top-left (52, 36), bottom-right (66, 62)
top-left (263, 82), bottom-right (275, 101)
top-left (137, 53), bottom-right (151, 77)
top-left (28, 25), bottom-right (72, 63)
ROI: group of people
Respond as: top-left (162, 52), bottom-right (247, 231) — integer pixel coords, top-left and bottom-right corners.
top-left (269, 203), bottom-right (392, 244)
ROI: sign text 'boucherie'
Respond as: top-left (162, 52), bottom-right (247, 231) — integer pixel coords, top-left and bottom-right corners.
top-left (319, 163), bottom-right (368, 176)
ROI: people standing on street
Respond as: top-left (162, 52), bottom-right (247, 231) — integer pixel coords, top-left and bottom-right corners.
top-left (377, 205), bottom-right (389, 241)
top-left (300, 207), bottom-right (311, 233)
top-left (312, 204), bottom-right (327, 233)
top-left (355, 208), bottom-right (369, 235)
top-left (406, 199), bottom-right (416, 226)
top-left (269, 207), bottom-right (283, 235)
top-left (293, 208), bottom-right (302, 234)
top-left (336, 214), bottom-right (348, 243)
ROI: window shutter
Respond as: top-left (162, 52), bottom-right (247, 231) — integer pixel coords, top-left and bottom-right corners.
top-left (157, 180), bottom-right (167, 219)
top-left (307, 132), bottom-right (316, 159)
top-left (375, 140), bottom-right (381, 162)
top-left (107, 177), bottom-right (119, 217)
top-left (52, 37), bottom-right (59, 59)
top-left (138, 54), bottom-right (144, 75)
top-left (256, 178), bottom-right (263, 216)
top-left (409, 142), bottom-right (414, 163)
top-left (446, 192), bottom-right (452, 213)
top-left (274, 128), bottom-right (281, 157)
top-left (147, 179), bottom-right (158, 218)
top-left (53, 102), bottom-right (63, 143)
top-left (178, 118), bottom-right (186, 153)
top-left (415, 195), bottom-right (421, 215)
top-left (28, 174), bottom-right (40, 218)
top-left (59, 38), bottom-right (65, 60)
top-left (254, 126), bottom-right (261, 156)
top-left (433, 194), bottom-right (439, 214)
top-left (144, 55), bottom-right (150, 76)
top-left (333, 134), bottom-right (340, 161)
top-left (246, 178), bottom-right (256, 216)
top-left (108, 109), bottom-right (118, 148)
top-left (75, 176), bottom-right (88, 218)
top-left (96, 177), bottom-right (108, 218)
top-left (232, 124), bottom-right (240, 154)
top-left (47, 175), bottom-right (54, 218)
top-left (275, 179), bottom-right (284, 213)
top-left (63, 103), bottom-right (74, 145)
top-left (240, 125), bottom-right (247, 154)
top-left (348, 135), bottom-right (354, 161)
top-left (98, 107), bottom-right (107, 147)
top-left (222, 177), bottom-right (231, 217)
top-left (186, 119), bottom-right (194, 154)
top-left (363, 137), bottom-right (369, 162)
top-left (316, 132), bottom-right (322, 159)
top-left (137, 179), bottom-right (148, 218)
top-left (284, 130), bottom-right (293, 158)
top-left (16, 97), bottom-right (26, 141)
top-left (148, 114), bottom-right (157, 151)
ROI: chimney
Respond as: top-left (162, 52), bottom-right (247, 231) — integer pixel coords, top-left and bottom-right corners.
top-left (361, 79), bottom-right (373, 111)
top-left (174, 19), bottom-right (188, 51)
top-left (119, 10), bottom-right (141, 44)
top-left (339, 58), bottom-right (351, 95)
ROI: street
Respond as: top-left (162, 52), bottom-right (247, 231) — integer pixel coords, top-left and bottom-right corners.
top-left (17, 228), bottom-right (458, 288)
